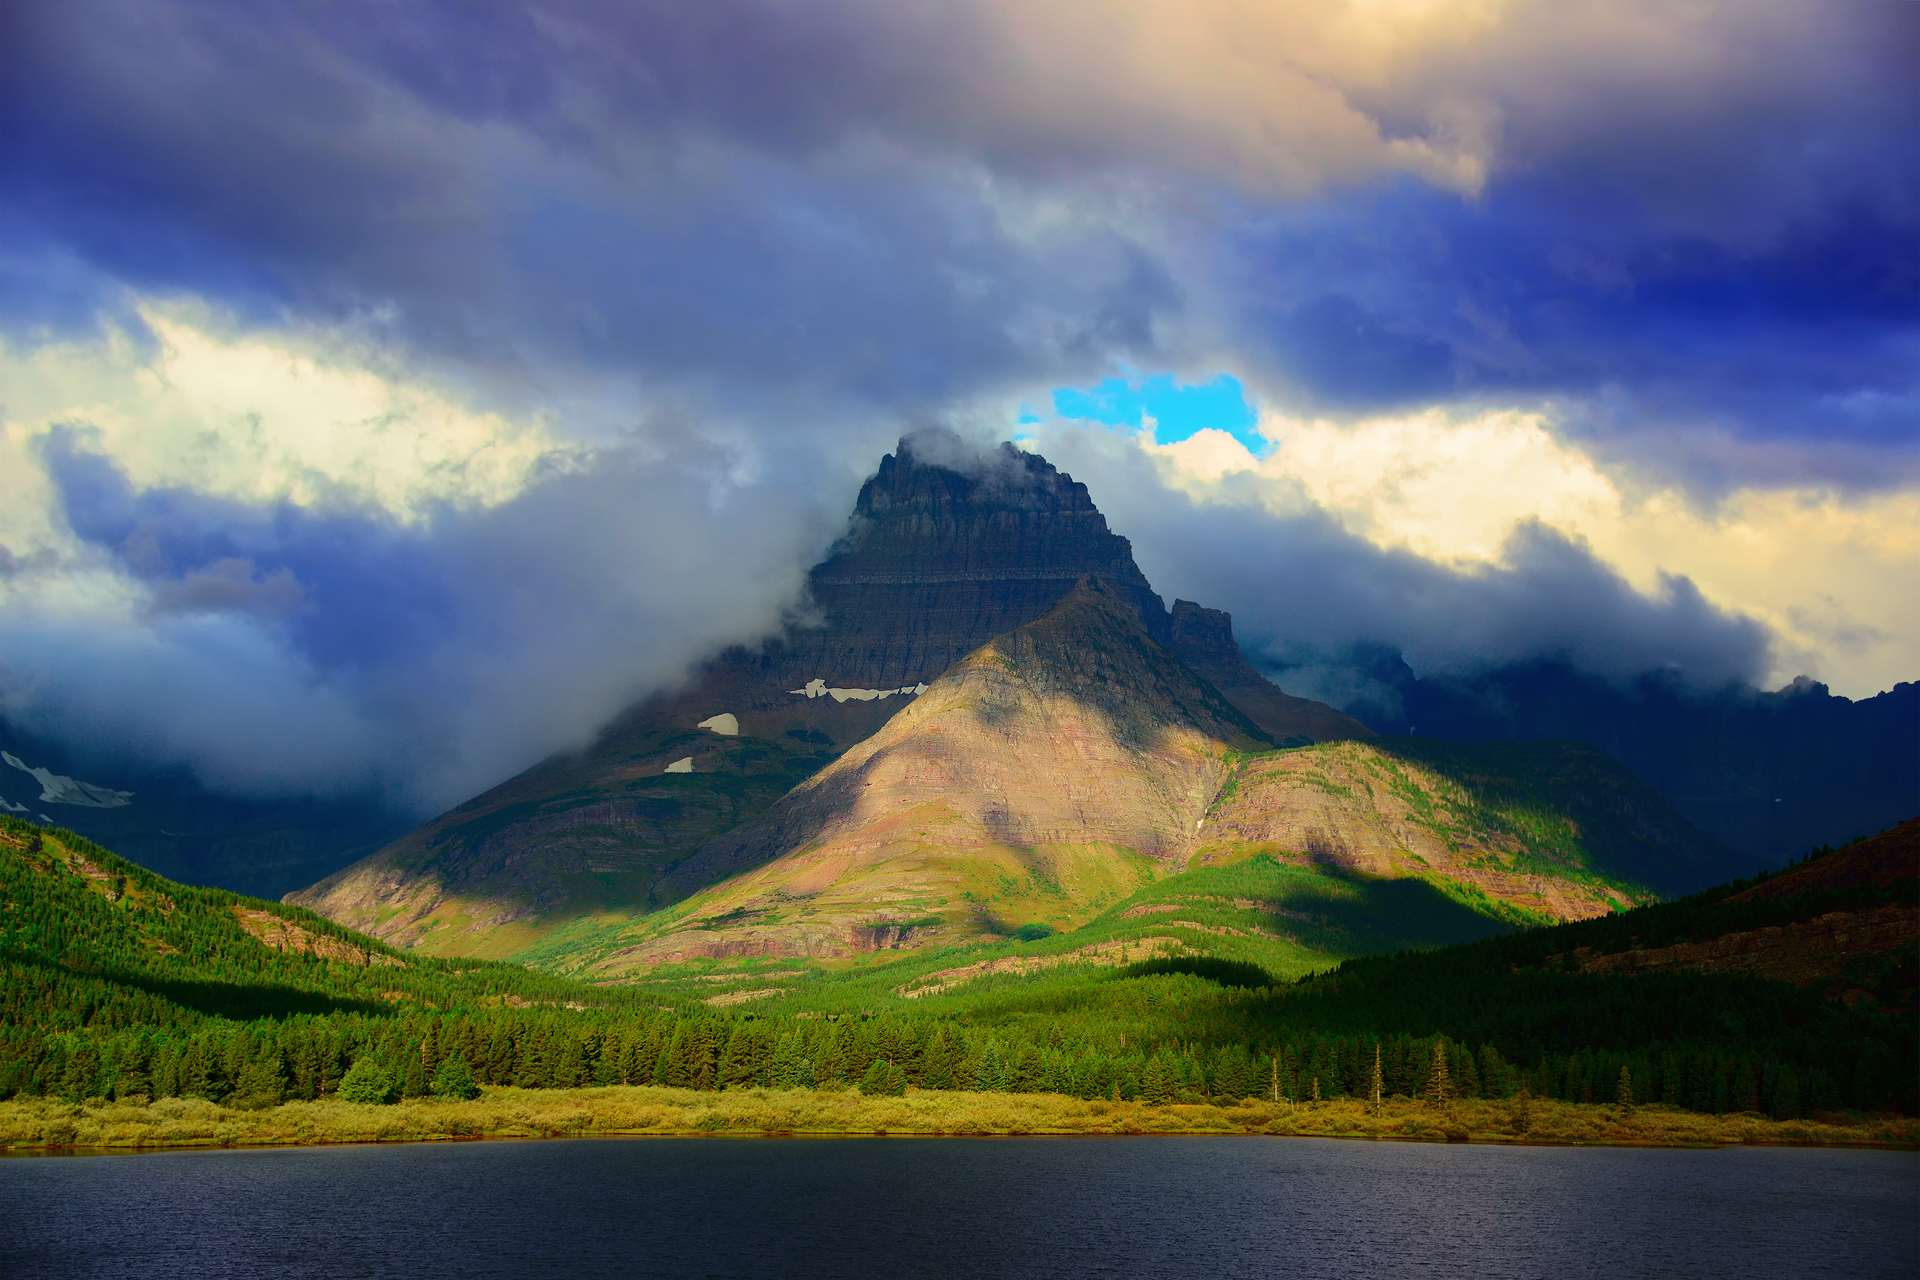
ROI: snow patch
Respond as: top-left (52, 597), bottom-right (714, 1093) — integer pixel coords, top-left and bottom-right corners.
top-left (788, 679), bottom-right (929, 703)
top-left (664, 757), bottom-right (694, 774)
top-left (696, 713), bottom-right (739, 736)
top-left (2, 753), bottom-right (134, 808)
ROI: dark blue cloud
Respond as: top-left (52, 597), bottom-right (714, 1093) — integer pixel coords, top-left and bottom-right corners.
top-left (1235, 179), bottom-right (1918, 479)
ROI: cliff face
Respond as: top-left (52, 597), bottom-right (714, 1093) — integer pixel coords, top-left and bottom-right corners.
top-left (772, 434), bottom-right (1172, 692)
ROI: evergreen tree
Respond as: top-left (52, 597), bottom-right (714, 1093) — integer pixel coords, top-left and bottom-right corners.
top-left (1370, 1043), bottom-right (1384, 1115)
top-left (859, 1058), bottom-right (907, 1096)
top-left (1140, 1055), bottom-right (1175, 1106)
top-left (431, 1055), bottom-right (479, 1100)
top-left (233, 1053), bottom-right (284, 1106)
top-left (400, 1052), bottom-right (430, 1099)
top-left (1616, 1065), bottom-right (1634, 1111)
top-left (1513, 1087), bottom-right (1533, 1133)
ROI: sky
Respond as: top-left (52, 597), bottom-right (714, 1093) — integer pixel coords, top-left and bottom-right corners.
top-left (0, 0), bottom-right (1913, 814)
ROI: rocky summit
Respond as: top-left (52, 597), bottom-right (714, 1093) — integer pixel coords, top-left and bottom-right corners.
top-left (288, 434), bottom-right (1366, 957)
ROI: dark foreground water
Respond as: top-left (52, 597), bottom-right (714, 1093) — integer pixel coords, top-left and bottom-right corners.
top-left (3, 1137), bottom-right (1915, 1279)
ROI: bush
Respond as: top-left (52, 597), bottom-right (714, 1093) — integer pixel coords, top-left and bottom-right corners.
top-left (430, 1056), bottom-right (480, 1101)
top-left (336, 1058), bottom-right (397, 1105)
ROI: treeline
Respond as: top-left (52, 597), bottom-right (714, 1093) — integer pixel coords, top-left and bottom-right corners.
top-left (3, 817), bottom-right (1911, 1121)
top-left (0, 979), bottom-right (1889, 1122)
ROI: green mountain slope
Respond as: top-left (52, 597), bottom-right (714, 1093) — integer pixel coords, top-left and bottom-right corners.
top-left (7, 812), bottom-right (1912, 1121)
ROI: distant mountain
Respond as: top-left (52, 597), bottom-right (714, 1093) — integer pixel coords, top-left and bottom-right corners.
top-left (525, 580), bottom-right (1705, 978)
top-left (0, 718), bottom-right (410, 901)
top-left (1312, 656), bottom-right (1919, 866)
top-left (290, 435), bottom-right (1366, 956)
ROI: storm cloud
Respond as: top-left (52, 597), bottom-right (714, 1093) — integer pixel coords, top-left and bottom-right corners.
top-left (0, 0), bottom-right (1912, 809)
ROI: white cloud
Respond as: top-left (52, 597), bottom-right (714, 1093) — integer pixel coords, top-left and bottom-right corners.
top-left (1136, 409), bottom-right (1918, 698)
top-left (0, 301), bottom-right (566, 533)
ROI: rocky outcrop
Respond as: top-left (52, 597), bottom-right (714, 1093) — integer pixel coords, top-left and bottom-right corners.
top-left (1169, 600), bottom-right (1374, 746)
top-left (779, 433), bottom-right (1175, 690)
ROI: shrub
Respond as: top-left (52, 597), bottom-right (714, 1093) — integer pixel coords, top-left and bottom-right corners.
top-left (336, 1058), bottom-right (397, 1105)
top-left (431, 1056), bottom-right (480, 1101)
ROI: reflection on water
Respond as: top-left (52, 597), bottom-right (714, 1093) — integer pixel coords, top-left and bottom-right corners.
top-left (3, 1136), bottom-right (1915, 1279)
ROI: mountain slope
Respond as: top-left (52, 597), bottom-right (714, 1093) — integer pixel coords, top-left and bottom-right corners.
top-left (1, 718), bottom-right (410, 901)
top-left (1327, 656), bottom-right (1920, 864)
top-left (1169, 600), bottom-right (1373, 746)
top-left (571, 577), bottom-right (1268, 970)
top-left (0, 815), bottom-right (624, 1030)
top-left (544, 582), bottom-right (1695, 978)
top-left (1197, 737), bottom-right (1728, 901)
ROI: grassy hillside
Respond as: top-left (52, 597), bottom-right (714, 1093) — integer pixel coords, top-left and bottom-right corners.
top-left (4, 813), bottom-right (1911, 1123)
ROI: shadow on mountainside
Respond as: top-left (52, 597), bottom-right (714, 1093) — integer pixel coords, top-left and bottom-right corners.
top-left (1365, 737), bottom-right (1730, 896)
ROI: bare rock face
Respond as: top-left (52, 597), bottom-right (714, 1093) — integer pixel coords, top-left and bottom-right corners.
top-left (1169, 600), bottom-right (1374, 746)
top-left (783, 432), bottom-right (1175, 689)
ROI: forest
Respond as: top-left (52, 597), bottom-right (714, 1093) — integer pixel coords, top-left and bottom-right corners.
top-left (3, 814), bottom-right (1913, 1120)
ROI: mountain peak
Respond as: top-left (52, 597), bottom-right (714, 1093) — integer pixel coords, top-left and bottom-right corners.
top-left (790, 436), bottom-right (1171, 690)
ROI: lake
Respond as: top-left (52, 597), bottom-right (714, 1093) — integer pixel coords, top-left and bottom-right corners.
top-left (3, 1136), bottom-right (1914, 1279)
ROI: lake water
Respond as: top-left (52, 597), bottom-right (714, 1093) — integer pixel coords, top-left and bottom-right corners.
top-left (3, 1137), bottom-right (1914, 1279)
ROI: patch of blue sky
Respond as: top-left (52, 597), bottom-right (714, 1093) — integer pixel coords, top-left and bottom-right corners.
top-left (1049, 373), bottom-right (1263, 452)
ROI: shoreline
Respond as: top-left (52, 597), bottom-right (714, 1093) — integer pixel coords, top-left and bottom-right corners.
top-left (5, 1087), bottom-right (1915, 1155)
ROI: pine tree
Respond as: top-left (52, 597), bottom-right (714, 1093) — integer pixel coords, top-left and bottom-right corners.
top-left (1310, 1076), bottom-right (1321, 1103)
top-left (1270, 1055), bottom-right (1279, 1104)
top-left (1513, 1086), bottom-right (1533, 1133)
top-left (1616, 1065), bottom-right (1634, 1111)
top-left (1370, 1043), bottom-right (1384, 1115)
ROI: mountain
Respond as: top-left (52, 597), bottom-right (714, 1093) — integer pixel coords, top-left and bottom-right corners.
top-left (289, 434), bottom-right (1366, 956)
top-left (1318, 656), bottom-right (1919, 865)
top-left (536, 581), bottom-right (1703, 977)
top-left (0, 717), bottom-right (410, 901)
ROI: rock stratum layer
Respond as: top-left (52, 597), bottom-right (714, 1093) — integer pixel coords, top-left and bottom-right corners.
top-left (289, 434), bottom-right (1366, 957)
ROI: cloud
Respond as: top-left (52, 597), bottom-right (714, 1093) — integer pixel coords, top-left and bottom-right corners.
top-left (1027, 422), bottom-right (1776, 693)
top-left (0, 0), bottom-right (1911, 815)
top-left (10, 0), bottom-right (1906, 454)
top-left (2, 419), bottom-right (853, 811)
